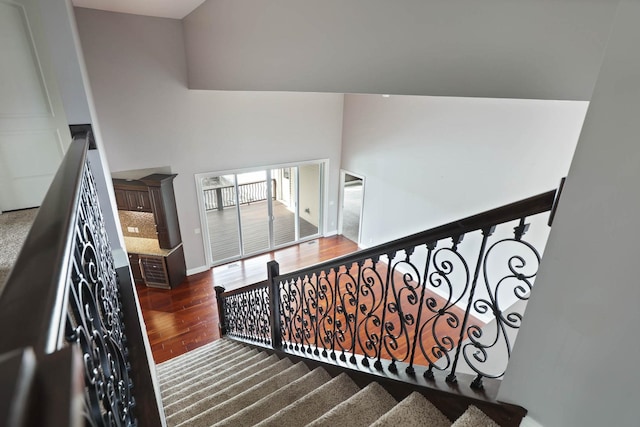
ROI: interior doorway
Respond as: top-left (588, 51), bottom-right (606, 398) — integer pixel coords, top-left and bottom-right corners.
top-left (339, 171), bottom-right (364, 245)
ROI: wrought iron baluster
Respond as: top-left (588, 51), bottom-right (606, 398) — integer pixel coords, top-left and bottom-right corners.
top-left (65, 162), bottom-right (137, 426)
top-left (447, 226), bottom-right (495, 384)
top-left (357, 256), bottom-right (384, 367)
top-left (348, 260), bottom-right (364, 364)
top-left (463, 218), bottom-right (540, 389)
top-left (317, 269), bottom-right (335, 358)
top-left (406, 241), bottom-right (436, 375)
top-left (374, 251), bottom-right (396, 371)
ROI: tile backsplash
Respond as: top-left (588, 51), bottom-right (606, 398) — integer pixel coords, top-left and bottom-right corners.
top-left (118, 211), bottom-right (157, 239)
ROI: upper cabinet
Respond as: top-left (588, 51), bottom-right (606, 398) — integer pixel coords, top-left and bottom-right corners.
top-left (113, 174), bottom-right (182, 249)
top-left (113, 180), bottom-right (152, 212)
top-left (141, 174), bottom-right (182, 249)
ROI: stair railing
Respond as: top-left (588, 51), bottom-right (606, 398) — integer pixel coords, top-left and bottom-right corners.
top-left (217, 187), bottom-right (560, 390)
top-left (0, 135), bottom-right (163, 426)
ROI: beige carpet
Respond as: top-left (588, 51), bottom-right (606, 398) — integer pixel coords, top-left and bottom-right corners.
top-left (0, 208), bottom-right (38, 294)
top-left (157, 338), bottom-right (500, 427)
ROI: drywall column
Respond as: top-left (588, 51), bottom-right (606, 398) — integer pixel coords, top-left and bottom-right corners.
top-left (498, 2), bottom-right (640, 426)
top-left (32, 0), bottom-right (129, 267)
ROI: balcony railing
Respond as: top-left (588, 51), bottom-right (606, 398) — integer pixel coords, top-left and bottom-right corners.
top-left (203, 179), bottom-right (277, 211)
top-left (216, 188), bottom-right (559, 391)
top-left (0, 135), bottom-right (163, 426)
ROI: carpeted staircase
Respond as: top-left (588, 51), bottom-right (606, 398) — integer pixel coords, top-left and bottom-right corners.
top-left (157, 338), bottom-right (500, 427)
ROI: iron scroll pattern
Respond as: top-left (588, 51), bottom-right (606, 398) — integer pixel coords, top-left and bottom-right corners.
top-left (275, 215), bottom-right (547, 388)
top-left (65, 162), bottom-right (137, 426)
top-left (222, 286), bottom-right (271, 345)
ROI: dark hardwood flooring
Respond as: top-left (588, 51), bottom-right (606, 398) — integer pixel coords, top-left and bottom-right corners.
top-left (137, 235), bottom-right (359, 363)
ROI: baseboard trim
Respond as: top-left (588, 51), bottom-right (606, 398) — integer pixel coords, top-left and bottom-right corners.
top-left (187, 265), bottom-right (209, 276)
top-left (324, 230), bottom-right (338, 237)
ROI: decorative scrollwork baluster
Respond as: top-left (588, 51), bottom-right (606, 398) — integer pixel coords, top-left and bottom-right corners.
top-left (418, 235), bottom-right (470, 380)
top-left (356, 257), bottom-right (384, 367)
top-left (383, 247), bottom-right (422, 373)
top-left (317, 270), bottom-right (335, 357)
top-left (463, 218), bottom-right (541, 389)
top-left (65, 162), bottom-right (136, 426)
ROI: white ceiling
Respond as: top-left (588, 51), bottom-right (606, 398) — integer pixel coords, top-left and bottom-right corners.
top-left (71, 0), bottom-right (206, 19)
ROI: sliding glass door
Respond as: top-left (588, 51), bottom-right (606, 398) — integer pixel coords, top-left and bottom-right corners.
top-left (198, 161), bottom-right (324, 266)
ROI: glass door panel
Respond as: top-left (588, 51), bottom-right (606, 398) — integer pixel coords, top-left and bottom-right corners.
top-left (237, 171), bottom-right (270, 255)
top-left (202, 174), bottom-right (241, 263)
top-left (271, 167), bottom-right (298, 247)
top-left (298, 164), bottom-right (321, 239)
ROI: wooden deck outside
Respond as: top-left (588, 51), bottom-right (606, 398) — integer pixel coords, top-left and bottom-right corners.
top-left (207, 200), bottom-right (318, 262)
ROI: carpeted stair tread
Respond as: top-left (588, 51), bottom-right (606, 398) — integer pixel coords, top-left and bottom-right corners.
top-left (157, 339), bottom-right (237, 373)
top-left (306, 382), bottom-right (397, 427)
top-left (213, 367), bottom-right (333, 427)
top-left (370, 392), bottom-right (451, 427)
top-left (158, 344), bottom-right (249, 386)
top-left (158, 343), bottom-right (246, 384)
top-left (253, 373), bottom-right (360, 427)
top-left (162, 352), bottom-right (270, 403)
top-left (450, 405), bottom-right (499, 427)
top-left (166, 356), bottom-right (293, 423)
top-left (160, 348), bottom-right (261, 396)
top-left (162, 353), bottom-right (279, 406)
top-left (157, 339), bottom-right (236, 373)
top-left (172, 361), bottom-right (310, 427)
top-left (157, 340), bottom-right (240, 374)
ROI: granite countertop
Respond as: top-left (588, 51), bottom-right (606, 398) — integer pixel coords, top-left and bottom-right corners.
top-left (123, 236), bottom-right (178, 256)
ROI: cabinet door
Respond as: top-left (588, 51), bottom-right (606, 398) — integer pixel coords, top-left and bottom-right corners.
top-left (114, 189), bottom-right (128, 210)
top-left (137, 191), bottom-right (152, 212)
top-left (125, 191), bottom-right (139, 211)
top-left (128, 253), bottom-right (144, 282)
top-left (139, 255), bottom-right (169, 289)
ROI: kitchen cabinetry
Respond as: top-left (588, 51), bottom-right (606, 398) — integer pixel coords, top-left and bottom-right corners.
top-left (134, 245), bottom-right (185, 289)
top-left (140, 174), bottom-right (182, 249)
top-left (113, 180), bottom-right (152, 212)
top-left (113, 174), bottom-right (181, 249)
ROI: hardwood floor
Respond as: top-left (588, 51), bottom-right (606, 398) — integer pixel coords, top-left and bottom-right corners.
top-left (138, 235), bottom-right (359, 363)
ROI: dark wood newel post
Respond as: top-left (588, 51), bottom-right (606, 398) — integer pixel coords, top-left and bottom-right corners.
top-left (267, 261), bottom-right (283, 350)
top-left (214, 286), bottom-right (227, 336)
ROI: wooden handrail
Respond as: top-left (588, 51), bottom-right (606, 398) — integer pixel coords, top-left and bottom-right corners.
top-left (0, 139), bottom-right (87, 355)
top-left (278, 189), bottom-right (556, 282)
top-left (0, 134), bottom-right (163, 426)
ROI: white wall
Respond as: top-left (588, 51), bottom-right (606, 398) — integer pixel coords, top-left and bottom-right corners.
top-left (183, 0), bottom-right (617, 101)
top-left (74, 8), bottom-right (344, 272)
top-left (341, 94), bottom-right (588, 247)
top-left (498, 2), bottom-right (640, 426)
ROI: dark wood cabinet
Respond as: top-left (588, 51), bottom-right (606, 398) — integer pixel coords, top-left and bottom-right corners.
top-left (137, 245), bottom-right (185, 289)
top-left (141, 174), bottom-right (181, 249)
top-left (113, 180), bottom-right (152, 212)
top-left (128, 253), bottom-right (144, 283)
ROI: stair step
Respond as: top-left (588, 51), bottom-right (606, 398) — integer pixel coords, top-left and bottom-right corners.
top-left (163, 353), bottom-right (277, 406)
top-left (158, 344), bottom-right (246, 385)
top-left (166, 356), bottom-right (293, 424)
top-left (253, 373), bottom-right (360, 427)
top-left (306, 382), bottom-right (397, 427)
top-left (173, 361), bottom-right (311, 427)
top-left (370, 392), bottom-right (451, 427)
top-left (450, 405), bottom-right (499, 427)
top-left (156, 338), bottom-right (236, 373)
top-left (160, 350), bottom-right (266, 397)
top-left (213, 367), bottom-right (333, 427)
top-left (156, 341), bottom-right (510, 427)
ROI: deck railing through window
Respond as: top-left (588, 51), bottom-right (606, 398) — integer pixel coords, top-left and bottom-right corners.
top-left (203, 179), bottom-right (277, 211)
top-left (216, 189), bottom-right (559, 390)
